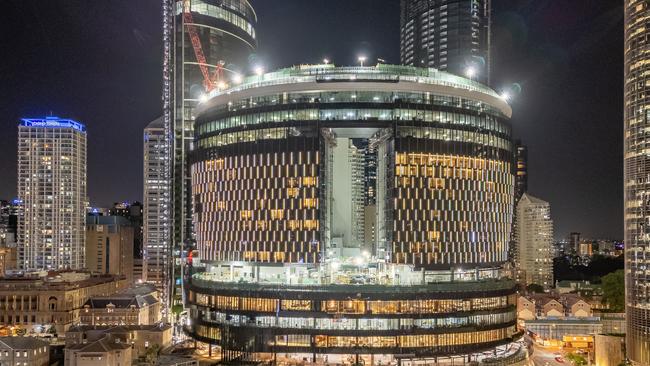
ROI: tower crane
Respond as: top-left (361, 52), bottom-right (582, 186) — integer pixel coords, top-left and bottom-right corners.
top-left (183, 0), bottom-right (225, 92)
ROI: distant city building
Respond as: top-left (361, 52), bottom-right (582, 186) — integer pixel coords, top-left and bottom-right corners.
top-left (509, 142), bottom-right (528, 265)
top-left (64, 334), bottom-right (132, 366)
top-left (568, 232), bottom-right (581, 255)
top-left (66, 324), bottom-right (172, 359)
top-left (80, 286), bottom-right (161, 326)
top-left (17, 117), bottom-right (87, 270)
top-left (0, 337), bottom-right (50, 366)
top-left (0, 246), bottom-right (16, 277)
top-left (514, 142), bottom-right (528, 201)
top-left (514, 194), bottom-right (554, 289)
top-left (578, 240), bottom-right (593, 257)
top-left (86, 216), bottom-right (134, 284)
top-left (142, 118), bottom-right (171, 303)
top-left (110, 202), bottom-right (143, 261)
top-left (0, 272), bottom-right (127, 334)
top-left (0, 200), bottom-right (20, 247)
top-left (400, 0), bottom-right (492, 84)
top-left (624, 2), bottom-right (650, 362)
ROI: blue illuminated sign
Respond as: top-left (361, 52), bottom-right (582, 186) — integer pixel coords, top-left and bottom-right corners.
top-left (20, 116), bottom-right (86, 132)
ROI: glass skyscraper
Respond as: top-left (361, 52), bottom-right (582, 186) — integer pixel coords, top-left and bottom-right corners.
top-left (400, 0), bottom-right (491, 85)
top-left (184, 64), bottom-right (525, 365)
top-left (17, 117), bottom-right (87, 270)
top-left (625, 0), bottom-right (650, 363)
top-left (157, 0), bottom-right (257, 310)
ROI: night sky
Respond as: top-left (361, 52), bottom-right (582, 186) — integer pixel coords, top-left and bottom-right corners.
top-left (0, 0), bottom-right (623, 239)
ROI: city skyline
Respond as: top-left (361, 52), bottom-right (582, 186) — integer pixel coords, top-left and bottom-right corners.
top-left (0, 0), bottom-right (622, 239)
top-left (0, 1), bottom-right (632, 365)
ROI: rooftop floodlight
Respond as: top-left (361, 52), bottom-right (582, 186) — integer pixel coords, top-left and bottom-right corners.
top-left (232, 73), bottom-right (243, 84)
top-left (323, 58), bottom-right (330, 65)
top-left (199, 94), bottom-right (209, 103)
top-left (500, 91), bottom-right (511, 102)
top-left (465, 66), bottom-right (477, 79)
top-left (254, 65), bottom-right (265, 76)
top-left (358, 56), bottom-right (367, 67)
top-left (217, 81), bottom-right (228, 90)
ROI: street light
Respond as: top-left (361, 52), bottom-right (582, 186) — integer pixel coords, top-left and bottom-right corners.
top-left (358, 56), bottom-right (367, 67)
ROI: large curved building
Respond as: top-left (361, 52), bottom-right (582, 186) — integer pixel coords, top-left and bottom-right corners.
top-left (186, 64), bottom-right (525, 365)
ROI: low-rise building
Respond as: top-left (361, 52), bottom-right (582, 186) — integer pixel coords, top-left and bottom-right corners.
top-left (598, 312), bottom-right (626, 334)
top-left (524, 317), bottom-right (602, 347)
top-left (516, 296), bottom-right (535, 321)
top-left (66, 324), bottom-right (172, 358)
top-left (0, 272), bottom-right (127, 334)
top-left (563, 295), bottom-right (592, 318)
top-left (65, 334), bottom-right (132, 366)
top-left (0, 336), bottom-right (50, 366)
top-left (517, 294), bottom-right (592, 319)
top-left (80, 286), bottom-right (160, 326)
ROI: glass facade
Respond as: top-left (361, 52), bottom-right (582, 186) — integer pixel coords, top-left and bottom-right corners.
top-left (625, 1), bottom-right (650, 364)
top-left (400, 0), bottom-right (491, 84)
top-left (158, 0), bottom-right (256, 310)
top-left (187, 65), bottom-right (521, 364)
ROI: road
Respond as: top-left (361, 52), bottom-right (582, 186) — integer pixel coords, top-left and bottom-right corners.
top-left (530, 344), bottom-right (565, 366)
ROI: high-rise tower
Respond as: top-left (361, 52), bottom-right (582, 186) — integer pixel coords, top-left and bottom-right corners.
top-left (143, 118), bottom-right (171, 292)
top-left (400, 0), bottom-right (491, 85)
top-left (159, 0), bottom-right (257, 309)
top-left (625, 1), bottom-right (650, 363)
top-left (514, 193), bottom-right (553, 290)
top-left (17, 117), bottom-right (87, 270)
top-left (170, 0), bottom-right (257, 246)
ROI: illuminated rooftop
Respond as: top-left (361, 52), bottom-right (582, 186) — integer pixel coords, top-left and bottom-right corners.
top-left (20, 116), bottom-right (86, 132)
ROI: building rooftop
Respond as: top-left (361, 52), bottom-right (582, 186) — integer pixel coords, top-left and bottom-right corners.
top-left (525, 317), bottom-right (601, 325)
top-left (20, 116), bottom-right (86, 132)
top-left (68, 324), bottom-right (172, 333)
top-left (83, 293), bottom-right (158, 309)
top-left (0, 336), bottom-right (49, 350)
top-left (0, 273), bottom-right (125, 292)
top-left (66, 335), bottom-right (131, 352)
top-left (201, 63), bottom-right (512, 118)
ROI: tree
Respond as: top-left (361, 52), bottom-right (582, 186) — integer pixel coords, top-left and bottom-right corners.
top-left (602, 269), bottom-right (625, 311)
top-left (566, 353), bottom-right (587, 366)
top-left (526, 284), bottom-right (545, 293)
top-left (144, 344), bottom-right (161, 364)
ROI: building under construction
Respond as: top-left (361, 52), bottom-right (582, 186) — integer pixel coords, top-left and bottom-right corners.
top-left (153, 0), bottom-right (257, 313)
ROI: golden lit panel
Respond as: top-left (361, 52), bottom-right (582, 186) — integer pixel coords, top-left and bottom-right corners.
top-left (192, 150), bottom-right (321, 264)
top-left (391, 153), bottom-right (514, 268)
